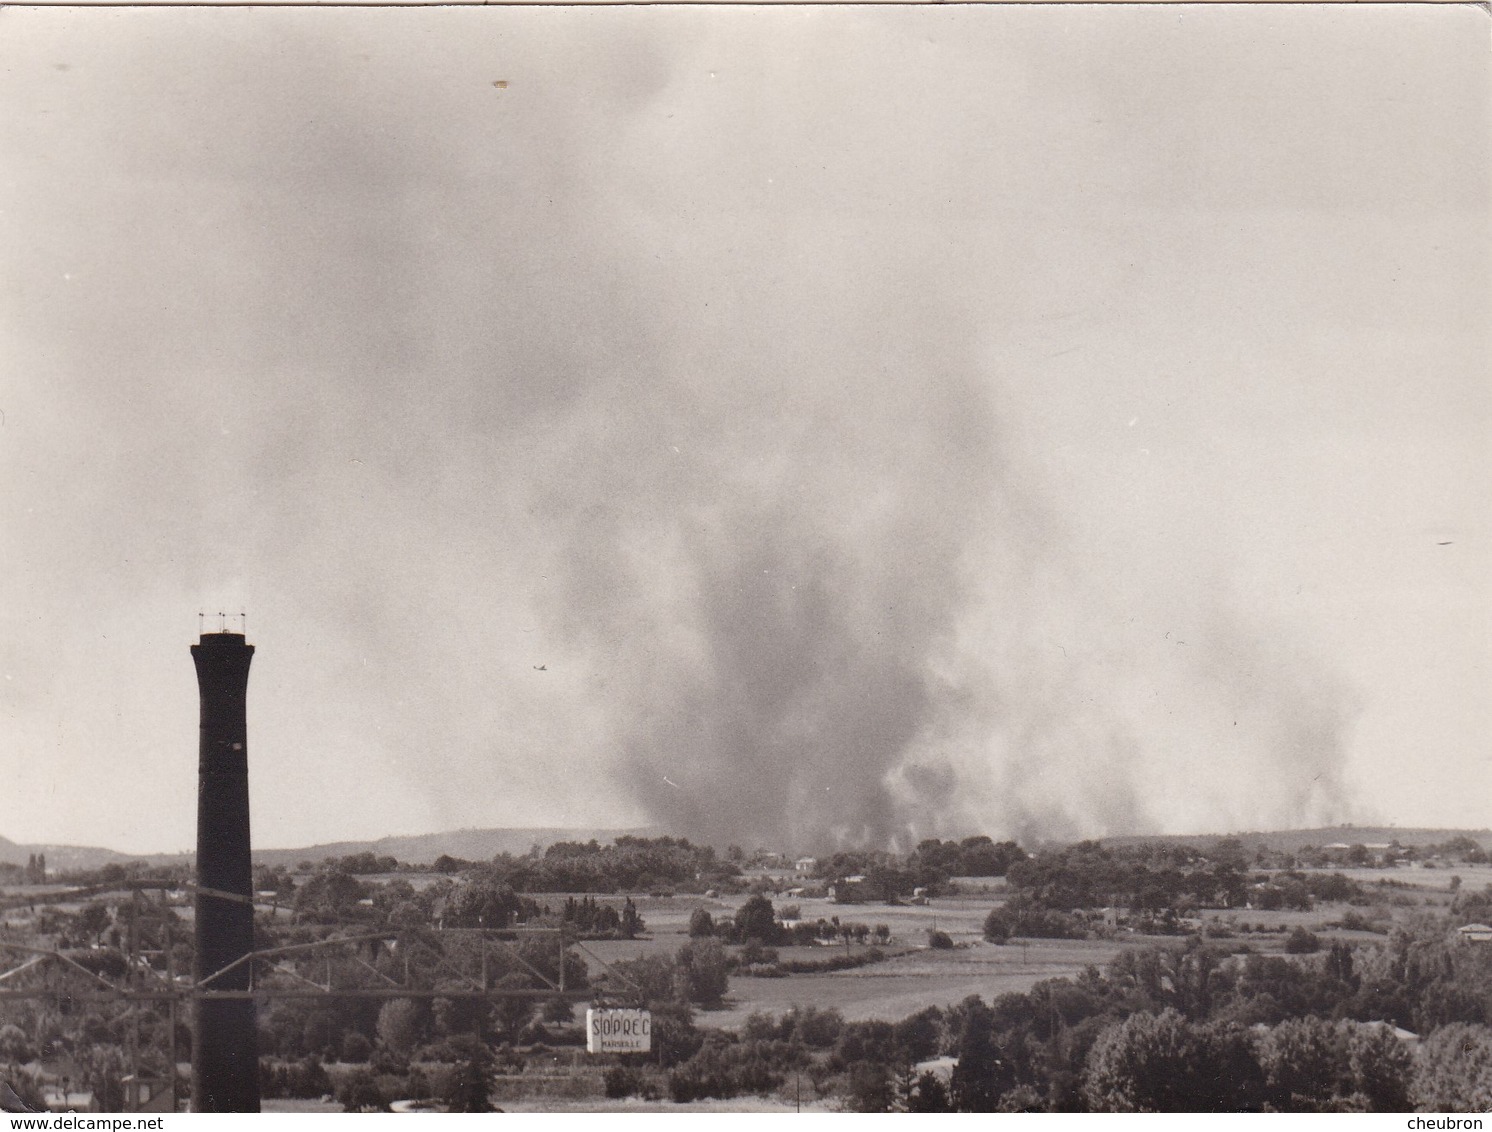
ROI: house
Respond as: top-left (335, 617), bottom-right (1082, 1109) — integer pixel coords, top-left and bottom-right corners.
top-left (913, 1056), bottom-right (959, 1083)
top-left (1361, 1020), bottom-right (1420, 1046)
top-left (794, 857), bottom-right (818, 874)
top-left (118, 1075), bottom-right (173, 1113)
top-left (1457, 923), bottom-right (1492, 943)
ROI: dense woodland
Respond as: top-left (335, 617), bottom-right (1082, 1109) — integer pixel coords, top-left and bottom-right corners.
top-left (603, 895), bottom-right (1492, 1112)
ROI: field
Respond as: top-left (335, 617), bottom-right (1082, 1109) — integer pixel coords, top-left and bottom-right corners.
top-left (698, 938), bottom-right (1133, 1028)
top-left (563, 861), bottom-right (1492, 1030)
top-left (574, 892), bottom-right (1123, 1025)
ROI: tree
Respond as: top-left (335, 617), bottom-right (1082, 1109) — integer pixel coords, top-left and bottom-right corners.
top-left (336, 1068), bottom-right (389, 1112)
top-left (893, 1006), bottom-right (945, 1063)
top-left (846, 1063), bottom-right (895, 1112)
top-left (77, 1044), bottom-right (127, 1113)
top-left (950, 997), bottom-right (1009, 1111)
top-left (1082, 1009), bottom-right (1263, 1112)
top-left (375, 998), bottom-right (425, 1056)
top-left (1345, 1023), bottom-right (1412, 1112)
top-left (443, 1042), bottom-right (495, 1112)
top-left (445, 877), bottom-right (530, 929)
top-left (676, 938), bottom-right (729, 1007)
top-left (733, 895), bottom-right (780, 944)
top-left (1324, 942), bottom-right (1356, 987)
top-left (609, 953), bottom-right (683, 1005)
top-left (1257, 1016), bottom-right (1348, 1110)
top-left (688, 908), bottom-right (715, 938)
top-left (995, 1084), bottom-right (1047, 1112)
top-left (650, 1000), bottom-right (705, 1068)
top-left (620, 897), bottom-right (644, 939)
top-left (75, 903), bottom-right (112, 944)
top-left (293, 870), bottom-right (368, 921)
top-left (1285, 926), bottom-right (1321, 954)
top-left (492, 973), bottom-right (535, 1046)
top-left (340, 1031), bottom-right (373, 1063)
top-left (903, 1070), bottom-right (951, 1112)
top-left (781, 1005), bottom-right (844, 1049)
top-left (836, 1019), bottom-right (898, 1068)
top-left (1411, 1023), bottom-right (1492, 1112)
top-left (0, 1023), bottom-right (34, 1063)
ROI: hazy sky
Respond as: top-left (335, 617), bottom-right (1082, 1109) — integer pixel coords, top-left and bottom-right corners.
top-left (1, 4), bottom-right (1486, 854)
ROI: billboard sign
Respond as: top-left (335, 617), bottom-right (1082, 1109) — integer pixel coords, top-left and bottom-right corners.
top-left (586, 1007), bottom-right (652, 1054)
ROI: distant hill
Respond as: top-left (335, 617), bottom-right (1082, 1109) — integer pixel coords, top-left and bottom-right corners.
top-left (0, 826), bottom-right (657, 873)
top-left (8, 823), bottom-right (1488, 876)
top-left (249, 826), bottom-right (659, 867)
top-left (0, 832), bottom-right (137, 872)
top-left (1099, 826), bottom-right (1492, 853)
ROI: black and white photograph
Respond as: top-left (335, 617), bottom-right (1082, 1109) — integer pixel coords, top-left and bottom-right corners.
top-left (0, 1), bottom-right (1487, 1115)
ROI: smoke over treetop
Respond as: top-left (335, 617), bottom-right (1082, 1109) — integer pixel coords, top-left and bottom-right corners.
top-left (0, 6), bottom-right (1483, 853)
top-left (511, 291), bottom-right (1360, 849)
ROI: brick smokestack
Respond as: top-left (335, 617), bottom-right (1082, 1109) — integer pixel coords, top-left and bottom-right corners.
top-left (191, 631), bottom-right (260, 1113)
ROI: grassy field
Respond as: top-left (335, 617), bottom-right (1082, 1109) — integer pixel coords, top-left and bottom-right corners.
top-left (573, 891), bottom-right (1124, 1026)
top-left (567, 863), bottom-right (1492, 1030)
top-left (698, 937), bottom-right (1131, 1028)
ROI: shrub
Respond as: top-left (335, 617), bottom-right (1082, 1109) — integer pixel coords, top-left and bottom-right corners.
top-left (336, 1068), bottom-right (389, 1112)
top-left (903, 1069), bottom-right (951, 1112)
top-left (1284, 927), bottom-right (1321, 954)
top-left (846, 1063), bottom-right (894, 1111)
top-left (604, 1065), bottom-right (644, 1099)
top-left (928, 929), bottom-right (955, 950)
top-left (341, 1031), bottom-right (373, 1063)
top-left (984, 897), bottom-right (1087, 941)
top-left (0, 1023), bottom-right (34, 1063)
top-left (781, 1005), bottom-right (845, 1048)
top-left (737, 939), bottom-right (779, 967)
top-left (666, 1035), bottom-right (791, 1102)
top-left (777, 948), bottom-right (885, 974)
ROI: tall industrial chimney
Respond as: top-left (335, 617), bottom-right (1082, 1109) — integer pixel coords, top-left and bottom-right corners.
top-left (191, 631), bottom-right (260, 1113)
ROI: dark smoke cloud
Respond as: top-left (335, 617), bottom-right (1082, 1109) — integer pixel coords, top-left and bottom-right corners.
top-left (6, 6), bottom-right (1477, 853)
top-left (512, 258), bottom-right (1360, 850)
top-left (520, 298), bottom-right (1006, 849)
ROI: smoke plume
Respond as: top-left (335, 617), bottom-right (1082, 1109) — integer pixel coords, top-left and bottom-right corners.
top-left (26, 5), bottom-right (1488, 855)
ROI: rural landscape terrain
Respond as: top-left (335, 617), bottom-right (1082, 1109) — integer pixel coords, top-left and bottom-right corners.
top-left (2, 4), bottom-right (1486, 1116)
top-left (3, 825), bottom-right (1492, 1112)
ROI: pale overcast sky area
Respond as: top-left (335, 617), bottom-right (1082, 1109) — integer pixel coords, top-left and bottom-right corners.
top-left (0, 5), bottom-right (1486, 855)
